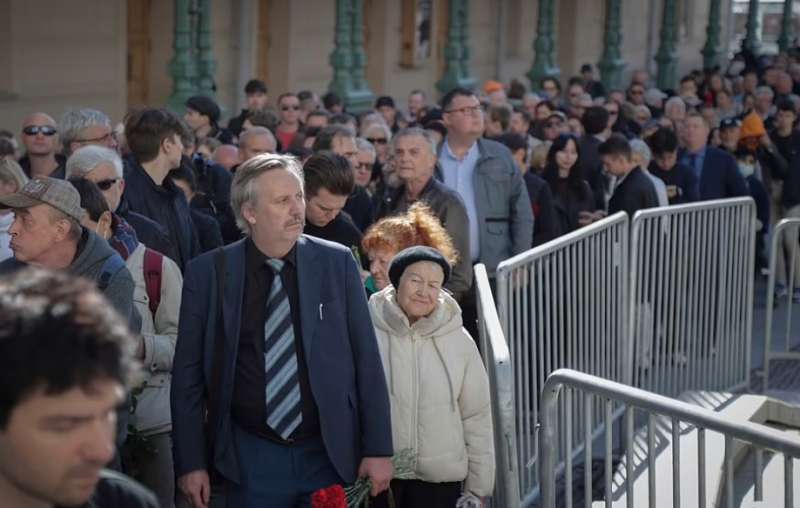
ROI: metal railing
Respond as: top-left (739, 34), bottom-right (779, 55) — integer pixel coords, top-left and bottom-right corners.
top-left (764, 217), bottom-right (800, 391)
top-left (539, 369), bottom-right (800, 508)
top-left (495, 213), bottom-right (630, 498)
top-left (474, 263), bottom-right (520, 505)
top-left (629, 198), bottom-right (756, 397)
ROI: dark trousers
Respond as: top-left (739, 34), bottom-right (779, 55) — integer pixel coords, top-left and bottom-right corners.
top-left (226, 425), bottom-right (342, 508)
top-left (372, 479), bottom-right (461, 508)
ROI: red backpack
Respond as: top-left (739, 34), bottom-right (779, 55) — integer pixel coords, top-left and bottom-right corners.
top-left (143, 248), bottom-right (163, 318)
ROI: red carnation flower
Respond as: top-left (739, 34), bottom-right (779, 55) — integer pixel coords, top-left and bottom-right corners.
top-left (311, 484), bottom-right (347, 508)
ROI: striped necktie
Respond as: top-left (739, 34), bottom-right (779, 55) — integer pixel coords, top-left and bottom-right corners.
top-left (264, 258), bottom-right (302, 440)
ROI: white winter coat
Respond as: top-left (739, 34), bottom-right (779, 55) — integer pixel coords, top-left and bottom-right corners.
top-left (127, 243), bottom-right (183, 436)
top-left (369, 286), bottom-right (495, 496)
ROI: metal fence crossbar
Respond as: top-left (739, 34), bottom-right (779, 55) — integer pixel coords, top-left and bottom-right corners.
top-left (539, 369), bottom-right (800, 508)
top-left (764, 217), bottom-right (800, 391)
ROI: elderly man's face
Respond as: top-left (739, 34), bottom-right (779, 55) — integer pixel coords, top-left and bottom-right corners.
top-left (396, 260), bottom-right (444, 322)
top-left (242, 168), bottom-right (305, 246)
top-left (393, 135), bottom-right (436, 185)
top-left (7, 204), bottom-right (69, 266)
top-left (756, 93), bottom-right (774, 113)
top-left (85, 162), bottom-right (124, 213)
top-left (21, 113), bottom-right (59, 157)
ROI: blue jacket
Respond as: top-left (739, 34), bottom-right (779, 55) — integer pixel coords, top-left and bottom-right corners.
top-left (170, 235), bottom-right (393, 484)
top-left (682, 146), bottom-right (749, 201)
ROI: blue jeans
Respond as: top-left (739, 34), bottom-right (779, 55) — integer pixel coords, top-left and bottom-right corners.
top-left (227, 425), bottom-right (343, 508)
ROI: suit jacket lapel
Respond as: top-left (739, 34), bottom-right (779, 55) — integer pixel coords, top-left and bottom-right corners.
top-left (296, 236), bottom-right (321, 357)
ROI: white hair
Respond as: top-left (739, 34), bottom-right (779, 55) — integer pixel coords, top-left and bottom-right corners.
top-left (65, 145), bottom-right (123, 179)
top-left (60, 108), bottom-right (112, 155)
top-left (390, 127), bottom-right (437, 157)
top-left (239, 126), bottom-right (276, 151)
top-left (629, 138), bottom-right (652, 166)
top-left (355, 137), bottom-right (376, 155)
top-left (755, 86), bottom-right (774, 99)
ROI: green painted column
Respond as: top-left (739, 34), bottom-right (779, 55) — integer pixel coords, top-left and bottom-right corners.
top-left (526, 0), bottom-right (559, 90)
top-left (168, 0), bottom-right (198, 111)
top-left (457, 0), bottom-right (477, 90)
top-left (347, 0), bottom-right (375, 112)
top-left (655, 0), bottom-right (678, 89)
top-left (598, 0), bottom-right (626, 91)
top-left (777, 0), bottom-right (794, 53)
top-left (195, 0), bottom-right (216, 97)
top-left (436, 0), bottom-right (474, 94)
top-left (743, 0), bottom-right (761, 55)
top-left (702, 0), bottom-right (722, 70)
top-left (328, 0), bottom-right (356, 106)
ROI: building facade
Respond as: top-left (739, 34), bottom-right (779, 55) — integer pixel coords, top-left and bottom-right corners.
top-left (0, 0), bottom-right (796, 128)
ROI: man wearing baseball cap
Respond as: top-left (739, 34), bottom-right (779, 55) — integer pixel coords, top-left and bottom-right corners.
top-left (0, 176), bottom-right (135, 325)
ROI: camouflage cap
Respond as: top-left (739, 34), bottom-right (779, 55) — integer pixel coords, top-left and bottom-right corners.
top-left (0, 177), bottom-right (84, 221)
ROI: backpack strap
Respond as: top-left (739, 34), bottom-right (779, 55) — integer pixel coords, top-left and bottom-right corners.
top-left (97, 253), bottom-right (126, 291)
top-left (143, 248), bottom-right (163, 317)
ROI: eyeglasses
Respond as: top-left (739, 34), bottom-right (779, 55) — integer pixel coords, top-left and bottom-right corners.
top-left (445, 105), bottom-right (482, 116)
top-left (95, 178), bottom-right (120, 191)
top-left (22, 125), bottom-right (57, 136)
top-left (356, 162), bottom-right (373, 171)
top-left (366, 137), bottom-right (387, 145)
top-left (76, 132), bottom-right (114, 145)
top-left (281, 105), bottom-right (300, 111)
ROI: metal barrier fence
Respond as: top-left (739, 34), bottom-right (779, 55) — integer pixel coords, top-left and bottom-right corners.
top-left (764, 217), bottom-right (800, 391)
top-left (629, 198), bottom-right (756, 397)
top-left (495, 213), bottom-right (630, 498)
top-left (474, 263), bottom-right (520, 506)
top-left (539, 369), bottom-right (800, 508)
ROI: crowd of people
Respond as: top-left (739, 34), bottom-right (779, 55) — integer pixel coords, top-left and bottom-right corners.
top-left (1, 44), bottom-right (800, 508)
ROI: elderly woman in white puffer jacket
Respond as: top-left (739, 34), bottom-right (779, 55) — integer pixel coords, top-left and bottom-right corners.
top-left (369, 246), bottom-right (494, 508)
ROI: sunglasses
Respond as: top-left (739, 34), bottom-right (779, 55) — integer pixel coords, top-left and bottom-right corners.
top-left (281, 105), bottom-right (300, 111)
top-left (95, 178), bottom-right (120, 191)
top-left (366, 137), bottom-right (387, 145)
top-left (23, 125), bottom-right (57, 136)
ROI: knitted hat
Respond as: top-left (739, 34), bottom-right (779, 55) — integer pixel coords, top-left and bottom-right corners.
top-left (388, 246), bottom-right (451, 289)
top-left (185, 95), bottom-right (221, 124)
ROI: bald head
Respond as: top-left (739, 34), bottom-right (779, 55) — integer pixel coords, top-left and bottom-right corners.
top-left (21, 112), bottom-right (59, 157)
top-left (212, 144), bottom-right (240, 171)
top-left (239, 127), bottom-right (277, 163)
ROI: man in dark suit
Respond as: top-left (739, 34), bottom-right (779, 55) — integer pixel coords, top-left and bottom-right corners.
top-left (680, 112), bottom-right (748, 201)
top-left (171, 154), bottom-right (393, 508)
top-left (599, 134), bottom-right (660, 217)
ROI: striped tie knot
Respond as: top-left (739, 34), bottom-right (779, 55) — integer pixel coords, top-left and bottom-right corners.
top-left (266, 258), bottom-right (285, 273)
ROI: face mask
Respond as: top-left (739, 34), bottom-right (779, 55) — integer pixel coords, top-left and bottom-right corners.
top-left (738, 162), bottom-right (755, 178)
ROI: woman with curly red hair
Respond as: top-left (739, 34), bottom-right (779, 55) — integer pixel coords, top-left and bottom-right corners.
top-left (362, 202), bottom-right (461, 298)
